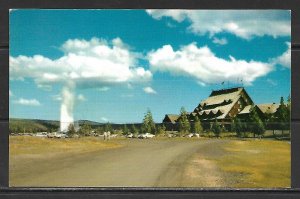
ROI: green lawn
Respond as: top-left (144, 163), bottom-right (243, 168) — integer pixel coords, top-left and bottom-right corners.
top-left (209, 140), bottom-right (290, 188)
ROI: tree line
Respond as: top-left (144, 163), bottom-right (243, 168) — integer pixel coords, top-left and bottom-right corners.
top-left (10, 95), bottom-right (290, 139)
top-left (66, 109), bottom-right (167, 137)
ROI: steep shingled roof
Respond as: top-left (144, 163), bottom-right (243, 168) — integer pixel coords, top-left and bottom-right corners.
top-left (163, 114), bottom-right (180, 124)
top-left (200, 87), bottom-right (243, 107)
top-left (196, 87), bottom-right (244, 119)
top-left (238, 105), bottom-right (252, 114)
top-left (257, 103), bottom-right (280, 114)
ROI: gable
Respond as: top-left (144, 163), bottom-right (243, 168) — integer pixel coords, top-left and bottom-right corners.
top-left (194, 87), bottom-right (255, 120)
top-left (163, 114), bottom-right (179, 124)
top-left (257, 103), bottom-right (280, 114)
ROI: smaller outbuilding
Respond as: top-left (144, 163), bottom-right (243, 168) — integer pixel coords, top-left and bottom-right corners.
top-left (162, 114), bottom-right (180, 124)
top-left (162, 114), bottom-right (180, 131)
top-left (256, 103), bottom-right (280, 115)
top-left (237, 105), bottom-right (265, 121)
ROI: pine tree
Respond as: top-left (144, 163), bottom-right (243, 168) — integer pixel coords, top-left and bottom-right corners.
top-left (232, 118), bottom-right (243, 137)
top-left (277, 96), bottom-right (288, 135)
top-left (123, 124), bottom-right (129, 135)
top-left (193, 116), bottom-right (203, 135)
top-left (104, 122), bottom-right (112, 132)
top-left (147, 110), bottom-right (156, 134)
top-left (249, 107), bottom-right (265, 138)
top-left (287, 94), bottom-right (291, 111)
top-left (131, 124), bottom-right (138, 135)
top-left (287, 94), bottom-right (291, 135)
top-left (157, 124), bottom-right (166, 135)
top-left (95, 127), bottom-right (103, 135)
top-left (67, 124), bottom-right (76, 138)
top-left (142, 109), bottom-right (156, 134)
top-left (178, 107), bottom-right (190, 136)
top-left (80, 123), bottom-right (92, 136)
top-left (178, 119), bottom-right (183, 137)
top-left (264, 111), bottom-right (275, 136)
top-left (211, 119), bottom-right (221, 137)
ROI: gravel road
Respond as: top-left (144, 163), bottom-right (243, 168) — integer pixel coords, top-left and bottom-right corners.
top-left (10, 139), bottom-right (228, 187)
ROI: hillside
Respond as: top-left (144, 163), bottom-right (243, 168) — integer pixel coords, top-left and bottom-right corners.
top-left (9, 118), bottom-right (107, 134)
top-left (9, 118), bottom-right (60, 133)
top-left (9, 118), bottom-right (150, 134)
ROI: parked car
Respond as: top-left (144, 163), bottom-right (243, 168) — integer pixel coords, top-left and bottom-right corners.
top-left (187, 133), bottom-right (194, 138)
top-left (54, 133), bottom-right (67, 138)
top-left (110, 134), bottom-right (118, 138)
top-left (139, 133), bottom-right (155, 139)
top-left (47, 133), bottom-right (55, 138)
top-left (47, 132), bottom-right (68, 138)
top-left (145, 133), bottom-right (155, 138)
top-left (167, 133), bottom-right (177, 138)
top-left (36, 132), bottom-right (47, 137)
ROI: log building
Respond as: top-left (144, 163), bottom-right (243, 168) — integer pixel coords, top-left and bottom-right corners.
top-left (162, 87), bottom-right (280, 131)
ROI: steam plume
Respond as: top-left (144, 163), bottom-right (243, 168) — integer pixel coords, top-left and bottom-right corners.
top-left (60, 82), bottom-right (75, 132)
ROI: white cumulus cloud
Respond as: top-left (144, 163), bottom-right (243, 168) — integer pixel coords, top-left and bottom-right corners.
top-left (10, 37), bottom-right (152, 89)
top-left (143, 86), bottom-right (157, 94)
top-left (146, 10), bottom-right (291, 39)
top-left (13, 98), bottom-right (41, 106)
top-left (9, 90), bottom-right (13, 97)
top-left (148, 43), bottom-right (273, 85)
top-left (212, 37), bottom-right (228, 45)
top-left (146, 9), bottom-right (188, 22)
top-left (273, 42), bottom-right (291, 68)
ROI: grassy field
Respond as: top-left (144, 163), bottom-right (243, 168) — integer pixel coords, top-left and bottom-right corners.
top-left (10, 136), bottom-right (123, 158)
top-left (204, 139), bottom-right (291, 188)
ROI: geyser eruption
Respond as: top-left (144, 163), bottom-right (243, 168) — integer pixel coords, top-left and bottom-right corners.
top-left (9, 37), bottom-right (153, 133)
top-left (60, 83), bottom-right (75, 132)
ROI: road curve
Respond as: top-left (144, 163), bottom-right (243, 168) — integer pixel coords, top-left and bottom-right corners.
top-left (10, 139), bottom-right (226, 187)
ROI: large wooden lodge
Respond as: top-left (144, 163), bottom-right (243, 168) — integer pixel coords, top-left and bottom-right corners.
top-left (162, 87), bottom-right (280, 131)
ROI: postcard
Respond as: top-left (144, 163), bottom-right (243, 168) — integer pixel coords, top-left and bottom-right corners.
top-left (9, 9), bottom-right (291, 188)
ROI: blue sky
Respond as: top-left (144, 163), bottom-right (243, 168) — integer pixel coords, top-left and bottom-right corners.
top-left (9, 10), bottom-right (291, 123)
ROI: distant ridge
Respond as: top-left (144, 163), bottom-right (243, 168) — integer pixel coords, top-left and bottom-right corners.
top-left (9, 118), bottom-right (105, 128)
top-left (9, 118), bottom-right (60, 132)
top-left (9, 118), bottom-right (147, 133)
